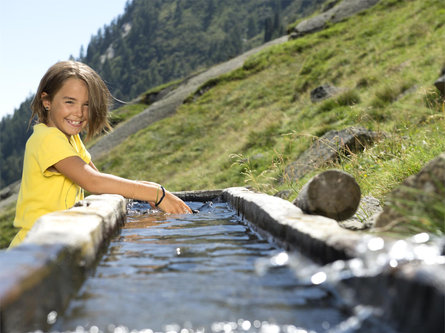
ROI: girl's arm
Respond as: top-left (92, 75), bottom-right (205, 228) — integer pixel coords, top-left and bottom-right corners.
top-left (54, 156), bottom-right (192, 214)
top-left (88, 161), bottom-right (99, 171)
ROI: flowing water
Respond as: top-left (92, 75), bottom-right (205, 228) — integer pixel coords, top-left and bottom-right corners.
top-left (51, 200), bottom-right (403, 333)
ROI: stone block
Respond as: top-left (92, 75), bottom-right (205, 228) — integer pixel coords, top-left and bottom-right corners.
top-left (0, 244), bottom-right (83, 333)
top-left (223, 187), bottom-right (363, 264)
top-left (0, 194), bottom-right (127, 333)
top-left (174, 189), bottom-right (223, 202)
top-left (223, 187), bottom-right (444, 332)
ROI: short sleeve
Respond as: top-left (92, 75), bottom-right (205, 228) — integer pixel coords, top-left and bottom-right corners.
top-left (32, 128), bottom-right (83, 176)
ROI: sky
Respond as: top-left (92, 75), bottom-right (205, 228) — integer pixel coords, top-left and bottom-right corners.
top-left (0, 0), bottom-right (129, 120)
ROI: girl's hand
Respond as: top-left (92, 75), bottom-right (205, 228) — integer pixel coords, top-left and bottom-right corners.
top-left (137, 181), bottom-right (191, 214)
top-left (157, 190), bottom-right (192, 214)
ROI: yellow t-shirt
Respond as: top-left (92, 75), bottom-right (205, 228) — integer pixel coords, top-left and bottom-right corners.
top-left (12, 123), bottom-right (91, 239)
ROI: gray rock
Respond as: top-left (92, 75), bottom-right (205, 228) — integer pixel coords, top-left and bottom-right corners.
top-left (310, 84), bottom-right (341, 103)
top-left (434, 75), bottom-right (445, 97)
top-left (293, 169), bottom-right (361, 221)
top-left (339, 195), bottom-right (382, 230)
top-left (284, 126), bottom-right (380, 182)
top-left (0, 180), bottom-right (20, 210)
top-left (374, 153), bottom-right (445, 230)
top-left (321, 0), bottom-right (341, 12)
top-left (140, 82), bottom-right (181, 105)
top-left (274, 189), bottom-right (293, 199)
top-left (0, 180), bottom-right (20, 200)
top-left (290, 0), bottom-right (380, 38)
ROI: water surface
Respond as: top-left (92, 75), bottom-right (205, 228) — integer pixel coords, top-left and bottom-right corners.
top-left (53, 200), bottom-right (390, 333)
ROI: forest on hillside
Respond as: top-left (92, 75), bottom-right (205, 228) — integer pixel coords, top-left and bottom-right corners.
top-left (0, 98), bottom-right (33, 188)
top-left (0, 0), bottom-right (326, 188)
top-left (81, 0), bottom-right (325, 101)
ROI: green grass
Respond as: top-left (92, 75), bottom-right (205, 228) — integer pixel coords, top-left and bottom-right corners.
top-left (108, 103), bottom-right (148, 127)
top-left (0, 203), bottom-right (17, 248)
top-left (138, 78), bottom-right (185, 104)
top-left (94, 0), bottom-right (445, 233)
top-left (97, 0), bottom-right (445, 190)
top-left (2, 0), bottom-right (445, 247)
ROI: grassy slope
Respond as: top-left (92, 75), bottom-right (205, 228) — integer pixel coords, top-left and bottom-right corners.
top-left (1, 0), bottom-right (444, 248)
top-left (0, 203), bottom-right (16, 248)
top-left (96, 0), bottom-right (445, 197)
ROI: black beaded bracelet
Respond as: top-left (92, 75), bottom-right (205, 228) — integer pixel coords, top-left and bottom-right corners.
top-left (155, 186), bottom-right (166, 207)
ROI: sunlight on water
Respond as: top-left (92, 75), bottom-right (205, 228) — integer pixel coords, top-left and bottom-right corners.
top-left (275, 232), bottom-right (445, 288)
top-left (47, 321), bottom-right (322, 333)
top-left (310, 272), bottom-right (327, 285)
top-left (47, 200), bottom-right (443, 333)
top-left (47, 311), bottom-right (58, 325)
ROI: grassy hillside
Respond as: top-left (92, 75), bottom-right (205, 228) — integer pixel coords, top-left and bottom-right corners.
top-left (1, 0), bottom-right (444, 248)
top-left (96, 0), bottom-right (445, 198)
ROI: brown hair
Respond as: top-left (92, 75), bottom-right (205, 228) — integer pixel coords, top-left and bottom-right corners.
top-left (31, 61), bottom-right (112, 140)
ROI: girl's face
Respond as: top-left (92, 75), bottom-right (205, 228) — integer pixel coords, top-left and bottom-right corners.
top-left (43, 78), bottom-right (89, 138)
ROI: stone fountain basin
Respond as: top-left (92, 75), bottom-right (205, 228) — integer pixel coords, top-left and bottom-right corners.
top-left (0, 187), bottom-right (443, 333)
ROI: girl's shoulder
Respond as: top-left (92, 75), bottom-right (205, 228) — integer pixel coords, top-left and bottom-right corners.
top-left (32, 123), bottom-right (65, 139)
top-left (28, 123), bottom-right (68, 148)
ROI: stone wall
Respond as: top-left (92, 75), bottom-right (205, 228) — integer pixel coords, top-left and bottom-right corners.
top-left (222, 187), bottom-right (444, 333)
top-left (0, 189), bottom-right (443, 333)
top-left (0, 194), bottom-right (127, 333)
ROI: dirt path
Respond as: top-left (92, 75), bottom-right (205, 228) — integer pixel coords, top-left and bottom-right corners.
top-left (89, 36), bottom-right (288, 160)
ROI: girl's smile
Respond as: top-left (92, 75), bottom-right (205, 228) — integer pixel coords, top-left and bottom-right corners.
top-left (43, 78), bottom-right (89, 138)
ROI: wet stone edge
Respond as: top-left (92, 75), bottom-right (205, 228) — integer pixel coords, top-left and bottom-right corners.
top-left (220, 187), bottom-right (445, 333)
top-left (0, 188), bottom-right (443, 333)
top-left (0, 194), bottom-right (127, 333)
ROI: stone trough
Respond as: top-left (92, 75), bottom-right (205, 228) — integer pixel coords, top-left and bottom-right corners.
top-left (0, 188), bottom-right (443, 333)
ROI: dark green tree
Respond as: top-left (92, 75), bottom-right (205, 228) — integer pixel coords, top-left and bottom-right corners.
top-left (264, 17), bottom-right (273, 42)
top-left (0, 96), bottom-right (33, 187)
top-left (247, 17), bottom-right (258, 39)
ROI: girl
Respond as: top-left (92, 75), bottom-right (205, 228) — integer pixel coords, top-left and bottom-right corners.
top-left (10, 61), bottom-right (191, 247)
